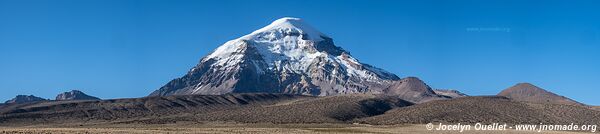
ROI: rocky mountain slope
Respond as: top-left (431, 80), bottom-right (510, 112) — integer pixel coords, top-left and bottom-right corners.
top-left (497, 83), bottom-right (583, 106)
top-left (433, 89), bottom-right (468, 98)
top-left (4, 95), bottom-right (47, 104)
top-left (149, 17), bottom-right (444, 103)
top-left (55, 90), bottom-right (101, 101)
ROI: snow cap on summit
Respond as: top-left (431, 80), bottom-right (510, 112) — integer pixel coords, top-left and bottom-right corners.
top-left (242, 17), bottom-right (327, 41)
top-left (151, 17), bottom-right (402, 98)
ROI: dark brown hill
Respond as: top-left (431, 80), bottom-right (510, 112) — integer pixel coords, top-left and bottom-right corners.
top-left (3, 93), bottom-right (598, 126)
top-left (498, 83), bottom-right (583, 106)
top-left (357, 96), bottom-right (600, 125)
top-left (384, 77), bottom-right (445, 103)
top-left (0, 93), bottom-right (412, 126)
top-left (0, 93), bottom-right (306, 126)
top-left (183, 94), bottom-right (412, 124)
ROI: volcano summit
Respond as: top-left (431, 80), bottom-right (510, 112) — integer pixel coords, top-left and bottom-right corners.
top-left (149, 17), bottom-right (443, 103)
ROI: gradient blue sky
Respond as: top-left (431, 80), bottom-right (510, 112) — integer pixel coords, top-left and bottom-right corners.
top-left (1, 0), bottom-right (599, 105)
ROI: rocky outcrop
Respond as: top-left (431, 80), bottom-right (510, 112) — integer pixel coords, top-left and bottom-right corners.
top-left (4, 95), bottom-right (46, 104)
top-left (434, 89), bottom-right (468, 98)
top-left (55, 90), bottom-right (101, 101)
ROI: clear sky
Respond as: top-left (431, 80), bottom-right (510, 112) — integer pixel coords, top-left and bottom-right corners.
top-left (1, 0), bottom-right (599, 105)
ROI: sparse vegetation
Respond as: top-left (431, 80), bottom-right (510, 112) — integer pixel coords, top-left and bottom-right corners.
top-left (358, 96), bottom-right (600, 125)
top-left (1, 94), bottom-right (599, 134)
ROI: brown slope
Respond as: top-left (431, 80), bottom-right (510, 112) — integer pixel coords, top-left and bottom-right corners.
top-left (0, 93), bottom-right (306, 126)
top-left (0, 93), bottom-right (413, 126)
top-left (384, 77), bottom-right (445, 103)
top-left (498, 83), bottom-right (583, 106)
top-left (181, 94), bottom-right (413, 124)
top-left (357, 96), bottom-right (600, 125)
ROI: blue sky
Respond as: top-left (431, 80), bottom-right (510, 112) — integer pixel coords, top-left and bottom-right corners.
top-left (1, 0), bottom-right (599, 105)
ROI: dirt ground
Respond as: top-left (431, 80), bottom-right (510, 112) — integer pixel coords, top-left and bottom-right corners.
top-left (0, 123), bottom-right (592, 134)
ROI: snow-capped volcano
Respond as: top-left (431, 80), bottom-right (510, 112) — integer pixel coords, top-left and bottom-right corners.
top-left (149, 17), bottom-right (441, 103)
top-left (204, 17), bottom-right (397, 81)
